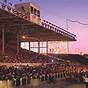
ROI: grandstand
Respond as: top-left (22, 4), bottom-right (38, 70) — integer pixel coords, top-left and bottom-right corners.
top-left (0, 1), bottom-right (76, 66)
top-left (0, 2), bottom-right (88, 87)
top-left (49, 54), bottom-right (88, 65)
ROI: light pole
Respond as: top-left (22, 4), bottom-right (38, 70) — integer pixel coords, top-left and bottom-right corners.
top-left (66, 18), bottom-right (69, 54)
top-left (66, 18), bottom-right (88, 54)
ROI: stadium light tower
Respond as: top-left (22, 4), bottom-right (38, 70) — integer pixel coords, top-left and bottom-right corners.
top-left (66, 18), bottom-right (88, 54)
top-left (66, 18), bottom-right (69, 54)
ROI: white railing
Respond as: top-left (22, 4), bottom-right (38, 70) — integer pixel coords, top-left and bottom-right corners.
top-left (41, 20), bottom-right (76, 39)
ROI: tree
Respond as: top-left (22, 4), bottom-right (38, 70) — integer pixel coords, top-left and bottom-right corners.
top-left (9, 2), bottom-right (13, 6)
top-left (3, 0), bottom-right (7, 3)
top-left (19, 0), bottom-right (22, 2)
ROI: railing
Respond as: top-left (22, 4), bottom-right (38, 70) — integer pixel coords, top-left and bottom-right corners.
top-left (41, 20), bottom-right (76, 39)
top-left (0, 2), bottom-right (76, 40)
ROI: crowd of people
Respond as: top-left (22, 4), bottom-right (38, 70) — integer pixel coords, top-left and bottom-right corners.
top-left (0, 42), bottom-right (58, 63)
top-left (0, 2), bottom-right (87, 87)
top-left (0, 39), bottom-right (87, 86)
top-left (0, 60), bottom-right (87, 82)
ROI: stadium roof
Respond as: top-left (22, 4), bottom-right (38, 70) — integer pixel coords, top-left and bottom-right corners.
top-left (0, 2), bottom-right (76, 41)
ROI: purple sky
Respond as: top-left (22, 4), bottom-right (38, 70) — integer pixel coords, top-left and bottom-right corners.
top-left (5, 0), bottom-right (88, 54)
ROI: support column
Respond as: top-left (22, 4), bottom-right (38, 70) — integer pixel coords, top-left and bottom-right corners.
top-left (67, 41), bottom-right (69, 54)
top-left (29, 41), bottom-right (30, 54)
top-left (17, 33), bottom-right (19, 54)
top-left (2, 26), bottom-right (5, 56)
top-left (38, 41), bottom-right (40, 54)
top-left (46, 41), bottom-right (48, 54)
